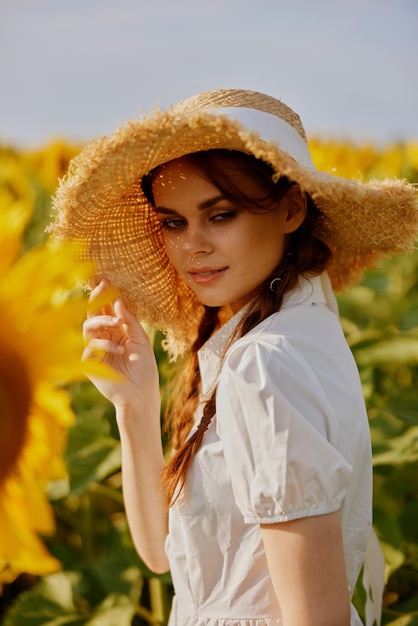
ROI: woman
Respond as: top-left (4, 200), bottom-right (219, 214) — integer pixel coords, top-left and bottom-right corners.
top-left (50, 89), bottom-right (417, 626)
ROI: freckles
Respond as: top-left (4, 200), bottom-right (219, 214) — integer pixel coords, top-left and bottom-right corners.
top-left (162, 236), bottom-right (184, 266)
top-left (164, 233), bottom-right (184, 248)
top-left (153, 166), bottom-right (188, 198)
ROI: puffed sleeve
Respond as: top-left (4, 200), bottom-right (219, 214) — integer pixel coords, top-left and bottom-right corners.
top-left (216, 336), bottom-right (353, 524)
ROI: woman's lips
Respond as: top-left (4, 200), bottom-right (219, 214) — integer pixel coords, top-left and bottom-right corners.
top-left (188, 267), bottom-right (228, 285)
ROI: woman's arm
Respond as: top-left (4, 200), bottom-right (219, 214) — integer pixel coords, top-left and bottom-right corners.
top-left (116, 401), bottom-right (169, 574)
top-left (83, 280), bottom-right (169, 573)
top-left (261, 510), bottom-right (351, 626)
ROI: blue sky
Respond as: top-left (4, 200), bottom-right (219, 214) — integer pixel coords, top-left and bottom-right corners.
top-left (1, 0), bottom-right (417, 146)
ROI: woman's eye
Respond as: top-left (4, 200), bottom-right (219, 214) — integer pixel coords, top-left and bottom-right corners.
top-left (210, 211), bottom-right (236, 223)
top-left (160, 218), bottom-right (186, 230)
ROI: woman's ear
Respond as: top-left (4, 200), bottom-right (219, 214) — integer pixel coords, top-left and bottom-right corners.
top-left (281, 185), bottom-right (307, 234)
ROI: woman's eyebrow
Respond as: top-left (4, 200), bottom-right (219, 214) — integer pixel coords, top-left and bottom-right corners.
top-left (155, 195), bottom-right (226, 214)
top-left (154, 207), bottom-right (178, 215)
top-left (197, 194), bottom-right (225, 210)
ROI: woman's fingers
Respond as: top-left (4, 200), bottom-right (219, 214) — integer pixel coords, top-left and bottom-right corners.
top-left (84, 279), bottom-right (127, 347)
top-left (82, 324), bottom-right (125, 364)
top-left (87, 278), bottom-right (118, 318)
top-left (83, 281), bottom-right (154, 372)
top-left (113, 299), bottom-right (147, 342)
top-left (83, 337), bottom-right (124, 359)
top-left (83, 314), bottom-right (122, 340)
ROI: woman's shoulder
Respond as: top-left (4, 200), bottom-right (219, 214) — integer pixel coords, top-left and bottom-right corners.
top-left (221, 288), bottom-right (360, 403)
top-left (226, 298), bottom-right (343, 364)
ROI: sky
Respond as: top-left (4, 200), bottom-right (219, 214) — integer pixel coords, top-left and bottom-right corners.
top-left (1, 0), bottom-right (417, 147)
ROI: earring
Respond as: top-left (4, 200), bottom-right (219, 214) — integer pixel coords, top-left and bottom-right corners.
top-left (269, 277), bottom-right (282, 292)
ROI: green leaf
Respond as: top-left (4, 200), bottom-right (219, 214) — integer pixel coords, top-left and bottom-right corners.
top-left (384, 392), bottom-right (418, 428)
top-left (65, 413), bottom-right (121, 495)
top-left (85, 594), bottom-right (135, 625)
top-left (383, 612), bottom-right (418, 625)
top-left (373, 486), bottom-right (405, 576)
top-left (88, 516), bottom-right (172, 587)
top-left (373, 427), bottom-right (418, 466)
top-left (2, 572), bottom-right (137, 626)
top-left (356, 338), bottom-right (418, 367)
top-left (2, 572), bottom-right (87, 626)
top-left (86, 521), bottom-right (144, 599)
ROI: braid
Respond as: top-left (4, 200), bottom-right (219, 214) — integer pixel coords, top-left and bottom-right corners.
top-left (162, 393), bottom-right (216, 505)
top-left (163, 306), bottom-right (220, 452)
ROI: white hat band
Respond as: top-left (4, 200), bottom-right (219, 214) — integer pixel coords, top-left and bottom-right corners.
top-left (219, 106), bottom-right (314, 168)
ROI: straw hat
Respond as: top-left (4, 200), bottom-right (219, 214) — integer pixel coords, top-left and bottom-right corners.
top-left (50, 89), bottom-right (417, 358)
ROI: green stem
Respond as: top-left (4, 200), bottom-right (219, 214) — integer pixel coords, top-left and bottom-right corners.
top-left (90, 481), bottom-right (124, 505)
top-left (149, 578), bottom-right (171, 626)
top-left (53, 502), bottom-right (83, 532)
top-left (135, 604), bottom-right (161, 626)
top-left (80, 491), bottom-right (94, 563)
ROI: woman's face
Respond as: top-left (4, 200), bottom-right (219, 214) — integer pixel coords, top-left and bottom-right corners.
top-left (152, 156), bottom-right (306, 313)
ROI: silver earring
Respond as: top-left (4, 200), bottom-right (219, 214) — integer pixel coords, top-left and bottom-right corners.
top-left (269, 277), bottom-right (282, 292)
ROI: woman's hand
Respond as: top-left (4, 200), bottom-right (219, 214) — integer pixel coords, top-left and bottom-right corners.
top-left (82, 278), bottom-right (159, 411)
top-left (83, 279), bottom-right (168, 573)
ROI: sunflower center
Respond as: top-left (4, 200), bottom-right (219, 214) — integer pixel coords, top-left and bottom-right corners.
top-left (0, 349), bottom-right (32, 485)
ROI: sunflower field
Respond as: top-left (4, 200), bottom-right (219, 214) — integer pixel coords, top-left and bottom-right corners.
top-left (0, 136), bottom-right (417, 626)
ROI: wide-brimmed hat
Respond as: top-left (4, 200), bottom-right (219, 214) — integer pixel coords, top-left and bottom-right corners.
top-left (50, 89), bottom-right (417, 358)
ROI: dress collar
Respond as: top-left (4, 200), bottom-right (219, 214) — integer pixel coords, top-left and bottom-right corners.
top-left (197, 306), bottom-right (246, 399)
top-left (197, 273), bottom-right (337, 399)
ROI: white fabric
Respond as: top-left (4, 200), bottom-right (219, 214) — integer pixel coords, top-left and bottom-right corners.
top-left (166, 275), bottom-right (373, 626)
top-left (219, 106), bottom-right (314, 168)
top-left (363, 528), bottom-right (386, 626)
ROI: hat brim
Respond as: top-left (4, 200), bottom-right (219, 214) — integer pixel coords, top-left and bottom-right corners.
top-left (51, 108), bottom-right (418, 358)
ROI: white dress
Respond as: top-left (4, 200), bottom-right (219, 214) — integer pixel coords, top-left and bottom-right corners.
top-left (166, 275), bottom-right (373, 626)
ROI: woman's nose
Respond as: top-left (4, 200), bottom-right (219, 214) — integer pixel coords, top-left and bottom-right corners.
top-left (183, 225), bottom-right (213, 255)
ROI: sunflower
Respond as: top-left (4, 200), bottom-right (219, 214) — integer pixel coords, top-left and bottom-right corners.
top-left (0, 190), bottom-right (97, 584)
